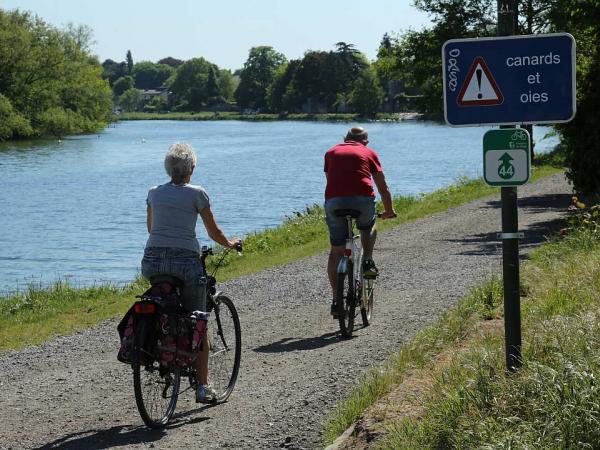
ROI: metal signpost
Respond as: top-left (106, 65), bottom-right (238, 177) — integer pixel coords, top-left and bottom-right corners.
top-left (441, 1), bottom-right (576, 372)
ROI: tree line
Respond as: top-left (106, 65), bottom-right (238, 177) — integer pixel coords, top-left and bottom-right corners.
top-left (103, 42), bottom-right (385, 118)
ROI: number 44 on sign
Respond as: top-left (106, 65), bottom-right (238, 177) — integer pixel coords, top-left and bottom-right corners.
top-left (483, 129), bottom-right (531, 187)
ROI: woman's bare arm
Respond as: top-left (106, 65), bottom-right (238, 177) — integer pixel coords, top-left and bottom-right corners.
top-left (199, 206), bottom-right (238, 248)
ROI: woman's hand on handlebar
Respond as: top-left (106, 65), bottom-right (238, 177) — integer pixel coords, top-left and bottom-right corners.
top-left (378, 210), bottom-right (397, 220)
top-left (227, 238), bottom-right (243, 251)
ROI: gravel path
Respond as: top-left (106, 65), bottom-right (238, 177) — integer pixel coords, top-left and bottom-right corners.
top-left (0, 173), bottom-right (571, 450)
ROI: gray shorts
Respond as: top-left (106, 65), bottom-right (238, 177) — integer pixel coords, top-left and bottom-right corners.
top-left (324, 196), bottom-right (376, 246)
top-left (141, 247), bottom-right (207, 311)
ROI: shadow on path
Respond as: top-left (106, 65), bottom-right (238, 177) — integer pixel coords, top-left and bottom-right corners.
top-left (37, 408), bottom-right (211, 449)
top-left (446, 192), bottom-right (569, 257)
top-left (253, 331), bottom-right (340, 353)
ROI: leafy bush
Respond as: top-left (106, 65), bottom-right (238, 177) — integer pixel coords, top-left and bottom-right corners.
top-left (560, 50), bottom-right (600, 198)
top-left (0, 94), bottom-right (32, 140)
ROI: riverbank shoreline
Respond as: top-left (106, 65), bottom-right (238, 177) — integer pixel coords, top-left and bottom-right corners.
top-left (118, 111), bottom-right (430, 123)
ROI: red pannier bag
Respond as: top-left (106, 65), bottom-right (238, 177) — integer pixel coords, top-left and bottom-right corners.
top-left (117, 306), bottom-right (135, 364)
top-left (156, 311), bottom-right (208, 370)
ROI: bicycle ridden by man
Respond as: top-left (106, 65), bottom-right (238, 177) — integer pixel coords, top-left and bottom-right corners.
top-left (324, 127), bottom-right (396, 317)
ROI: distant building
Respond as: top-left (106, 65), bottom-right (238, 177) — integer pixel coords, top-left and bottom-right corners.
top-left (141, 88), bottom-right (169, 102)
top-left (384, 80), bottom-right (422, 112)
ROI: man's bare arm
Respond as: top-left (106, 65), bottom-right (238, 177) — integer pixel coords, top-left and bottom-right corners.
top-left (373, 172), bottom-right (396, 218)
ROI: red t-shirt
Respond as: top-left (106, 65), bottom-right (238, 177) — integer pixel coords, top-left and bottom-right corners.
top-left (324, 141), bottom-right (383, 199)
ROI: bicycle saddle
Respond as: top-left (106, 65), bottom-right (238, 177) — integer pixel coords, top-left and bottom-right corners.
top-left (334, 209), bottom-right (361, 218)
top-left (149, 274), bottom-right (184, 288)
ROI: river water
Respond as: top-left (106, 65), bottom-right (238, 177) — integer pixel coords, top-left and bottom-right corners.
top-left (0, 120), bottom-right (558, 292)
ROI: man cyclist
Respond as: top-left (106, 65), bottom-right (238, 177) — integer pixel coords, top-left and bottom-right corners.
top-left (324, 126), bottom-right (396, 316)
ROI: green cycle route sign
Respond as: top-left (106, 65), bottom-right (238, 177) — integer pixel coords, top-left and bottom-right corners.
top-left (483, 129), bottom-right (531, 187)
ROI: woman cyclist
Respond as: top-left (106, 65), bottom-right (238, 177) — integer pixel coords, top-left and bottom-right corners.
top-left (141, 142), bottom-right (240, 403)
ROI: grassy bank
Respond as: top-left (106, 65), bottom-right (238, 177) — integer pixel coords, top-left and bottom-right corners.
top-left (119, 111), bottom-right (408, 122)
top-left (0, 163), bottom-right (561, 352)
top-left (323, 200), bottom-right (600, 447)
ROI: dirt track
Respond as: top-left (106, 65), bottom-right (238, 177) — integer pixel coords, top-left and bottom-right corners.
top-left (0, 173), bottom-right (571, 449)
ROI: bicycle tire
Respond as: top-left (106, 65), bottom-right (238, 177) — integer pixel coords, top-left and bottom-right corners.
top-left (361, 278), bottom-right (374, 327)
top-left (132, 316), bottom-right (180, 429)
top-left (337, 268), bottom-right (355, 338)
top-left (208, 295), bottom-right (241, 402)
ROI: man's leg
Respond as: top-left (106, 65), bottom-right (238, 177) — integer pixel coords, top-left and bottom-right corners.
top-left (328, 245), bottom-right (345, 299)
top-left (360, 223), bottom-right (377, 260)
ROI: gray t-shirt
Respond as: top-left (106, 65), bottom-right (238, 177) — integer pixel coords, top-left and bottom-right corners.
top-left (145, 182), bottom-right (210, 253)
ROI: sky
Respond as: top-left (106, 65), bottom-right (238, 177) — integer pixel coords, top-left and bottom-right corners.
top-left (0, 0), bottom-right (431, 70)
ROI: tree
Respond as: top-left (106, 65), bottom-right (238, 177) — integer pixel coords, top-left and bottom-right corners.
top-left (144, 95), bottom-right (168, 112)
top-left (332, 42), bottom-right (369, 102)
top-left (268, 60), bottom-right (301, 112)
top-left (235, 46), bottom-right (287, 110)
top-left (37, 107), bottom-right (84, 138)
top-left (0, 94), bottom-right (32, 140)
top-left (0, 9), bottom-right (112, 139)
top-left (65, 23), bottom-right (95, 53)
top-left (132, 61), bottom-right (174, 89)
top-left (348, 67), bottom-right (385, 117)
top-left (158, 56), bottom-right (184, 68)
top-left (102, 59), bottom-right (127, 85)
top-left (126, 50), bottom-right (134, 75)
top-left (119, 88), bottom-right (143, 112)
top-left (217, 69), bottom-right (236, 102)
top-left (375, 0), bottom-right (496, 117)
top-left (169, 57), bottom-right (219, 110)
top-left (206, 67), bottom-right (220, 105)
top-left (550, 0), bottom-right (600, 197)
top-left (112, 75), bottom-right (134, 96)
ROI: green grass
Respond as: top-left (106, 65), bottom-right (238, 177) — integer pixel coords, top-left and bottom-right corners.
top-left (0, 162), bottom-right (562, 353)
top-left (323, 207), bottom-right (600, 448)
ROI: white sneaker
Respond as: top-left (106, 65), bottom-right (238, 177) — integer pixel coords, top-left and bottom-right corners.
top-left (196, 384), bottom-right (217, 404)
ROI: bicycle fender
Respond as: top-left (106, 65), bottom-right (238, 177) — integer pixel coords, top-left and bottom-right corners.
top-left (337, 258), bottom-right (350, 274)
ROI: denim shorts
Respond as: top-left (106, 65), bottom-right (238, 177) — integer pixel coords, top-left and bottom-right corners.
top-left (324, 196), bottom-right (376, 246)
top-left (141, 247), bottom-right (207, 311)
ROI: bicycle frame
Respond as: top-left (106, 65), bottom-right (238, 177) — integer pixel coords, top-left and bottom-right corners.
top-left (336, 216), bottom-right (362, 280)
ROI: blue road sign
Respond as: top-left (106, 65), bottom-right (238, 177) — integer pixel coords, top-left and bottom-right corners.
top-left (442, 33), bottom-right (576, 126)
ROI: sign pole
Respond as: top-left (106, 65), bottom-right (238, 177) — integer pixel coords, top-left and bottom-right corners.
top-left (498, 0), bottom-right (522, 372)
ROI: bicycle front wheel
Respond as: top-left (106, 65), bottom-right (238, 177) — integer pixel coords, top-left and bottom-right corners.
top-left (132, 316), bottom-right (180, 429)
top-left (208, 295), bottom-right (241, 402)
top-left (337, 269), bottom-right (356, 338)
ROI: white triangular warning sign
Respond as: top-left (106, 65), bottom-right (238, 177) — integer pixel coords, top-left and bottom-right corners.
top-left (457, 57), bottom-right (503, 106)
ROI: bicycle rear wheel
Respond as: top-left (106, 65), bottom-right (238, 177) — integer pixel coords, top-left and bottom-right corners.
top-left (132, 316), bottom-right (180, 429)
top-left (361, 278), bottom-right (374, 327)
top-left (337, 269), bottom-right (356, 338)
top-left (208, 295), bottom-right (241, 402)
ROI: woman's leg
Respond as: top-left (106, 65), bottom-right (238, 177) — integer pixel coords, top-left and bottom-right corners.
top-left (195, 336), bottom-right (209, 385)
